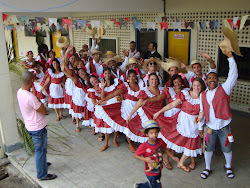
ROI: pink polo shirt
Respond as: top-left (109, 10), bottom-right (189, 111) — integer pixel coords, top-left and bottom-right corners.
top-left (17, 88), bottom-right (47, 131)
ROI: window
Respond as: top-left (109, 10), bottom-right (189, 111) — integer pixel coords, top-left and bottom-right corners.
top-left (89, 37), bottom-right (118, 54)
top-left (136, 29), bottom-right (157, 58)
top-left (217, 46), bottom-right (250, 81)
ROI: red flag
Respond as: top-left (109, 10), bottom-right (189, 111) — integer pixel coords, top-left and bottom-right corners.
top-left (160, 22), bottom-right (168, 31)
top-left (110, 19), bottom-right (116, 22)
top-left (227, 19), bottom-right (233, 30)
top-left (62, 18), bottom-right (72, 27)
top-left (124, 17), bottom-right (129, 22)
top-left (236, 20), bottom-right (241, 30)
top-left (114, 21), bottom-right (120, 27)
top-left (2, 14), bottom-right (7, 22)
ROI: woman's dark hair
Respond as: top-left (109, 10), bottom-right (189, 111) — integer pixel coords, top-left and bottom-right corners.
top-left (49, 50), bottom-right (55, 55)
top-left (144, 127), bottom-right (160, 135)
top-left (103, 67), bottom-right (114, 85)
top-left (27, 51), bottom-right (33, 56)
top-left (32, 61), bottom-right (40, 68)
top-left (88, 74), bottom-right (98, 88)
top-left (191, 77), bottom-right (206, 93)
top-left (50, 58), bottom-right (61, 73)
top-left (147, 73), bottom-right (160, 87)
top-left (77, 68), bottom-right (89, 87)
top-left (127, 69), bottom-right (138, 84)
top-left (38, 44), bottom-right (48, 54)
top-left (170, 74), bottom-right (184, 87)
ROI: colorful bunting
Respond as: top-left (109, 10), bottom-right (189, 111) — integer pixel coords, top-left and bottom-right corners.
top-left (147, 22), bottom-right (156, 30)
top-left (223, 19), bottom-right (233, 31)
top-left (119, 21), bottom-right (127, 29)
top-left (91, 20), bottom-right (100, 29)
top-left (213, 20), bottom-right (218, 31)
top-left (20, 16), bottom-right (29, 25)
top-left (35, 17), bottom-right (45, 24)
top-left (240, 15), bottom-right (249, 30)
top-left (2, 14), bottom-right (8, 22)
top-left (104, 21), bottom-right (114, 28)
top-left (124, 17), bottom-right (129, 22)
top-left (201, 22), bottom-right (205, 31)
top-left (133, 21), bottom-right (142, 31)
top-left (77, 19), bottom-right (86, 29)
top-left (185, 22), bottom-right (194, 29)
top-left (160, 22), bottom-right (168, 31)
top-left (173, 22), bottom-right (181, 32)
top-left (132, 17), bottom-right (137, 22)
top-left (48, 18), bottom-right (57, 27)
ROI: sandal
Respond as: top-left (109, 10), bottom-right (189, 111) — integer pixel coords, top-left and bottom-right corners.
top-left (163, 161), bottom-right (172, 170)
top-left (39, 174), bottom-right (57, 181)
top-left (201, 169), bottom-right (212, 179)
top-left (113, 140), bottom-right (119, 148)
top-left (177, 164), bottom-right (190, 172)
top-left (128, 145), bottom-right (136, 153)
top-left (60, 115), bottom-right (66, 119)
top-left (56, 117), bottom-right (60, 121)
top-left (224, 166), bottom-right (234, 179)
top-left (92, 128), bottom-right (97, 135)
top-left (98, 135), bottom-right (104, 142)
top-left (189, 162), bottom-right (196, 170)
top-left (75, 127), bottom-right (81, 132)
top-left (99, 145), bottom-right (109, 152)
top-left (72, 118), bottom-right (76, 124)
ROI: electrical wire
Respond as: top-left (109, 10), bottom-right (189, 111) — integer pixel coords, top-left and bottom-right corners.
top-left (0, 0), bottom-right (78, 12)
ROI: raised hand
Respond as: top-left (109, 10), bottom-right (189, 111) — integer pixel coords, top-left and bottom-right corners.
top-left (101, 80), bottom-right (106, 88)
top-left (222, 49), bottom-right (233, 58)
top-left (199, 51), bottom-right (212, 61)
top-left (122, 50), bottom-right (129, 57)
top-left (97, 37), bottom-right (101, 45)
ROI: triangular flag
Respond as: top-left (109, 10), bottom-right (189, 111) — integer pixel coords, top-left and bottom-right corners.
top-left (147, 22), bottom-right (156, 30)
top-left (223, 19), bottom-right (233, 31)
top-left (124, 17), bottom-right (129, 22)
top-left (213, 20), bottom-right (218, 32)
top-left (119, 21), bottom-right (127, 29)
top-left (2, 14), bottom-right (7, 22)
top-left (239, 15), bottom-right (249, 30)
top-left (104, 21), bottom-right (114, 28)
top-left (91, 20), bottom-right (100, 29)
top-left (48, 18), bottom-right (57, 27)
top-left (173, 22), bottom-right (181, 32)
top-left (133, 21), bottom-right (142, 31)
top-left (159, 22), bottom-right (168, 31)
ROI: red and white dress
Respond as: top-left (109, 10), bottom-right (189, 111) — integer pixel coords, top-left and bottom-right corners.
top-left (23, 59), bottom-right (34, 69)
top-left (68, 80), bottom-right (88, 119)
top-left (157, 90), bottom-right (203, 157)
top-left (28, 67), bottom-right (48, 103)
top-left (123, 86), bottom-right (165, 143)
top-left (82, 87), bottom-right (101, 127)
top-left (96, 80), bottom-right (145, 142)
top-left (36, 53), bottom-right (48, 71)
top-left (64, 65), bottom-right (76, 109)
top-left (162, 87), bottom-right (190, 117)
top-left (47, 69), bottom-right (65, 109)
top-left (94, 78), bottom-right (122, 134)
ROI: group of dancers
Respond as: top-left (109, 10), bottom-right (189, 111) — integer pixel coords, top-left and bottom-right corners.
top-left (23, 30), bottom-right (237, 179)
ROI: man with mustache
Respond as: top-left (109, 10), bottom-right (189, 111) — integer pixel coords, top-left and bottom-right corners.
top-left (198, 50), bottom-right (238, 179)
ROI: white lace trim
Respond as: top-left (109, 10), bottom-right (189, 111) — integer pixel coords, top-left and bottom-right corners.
top-left (48, 69), bottom-right (64, 78)
top-left (99, 78), bottom-right (119, 92)
top-left (69, 110), bottom-right (84, 119)
top-left (48, 103), bottom-right (66, 109)
top-left (124, 82), bottom-right (142, 97)
top-left (158, 132), bottom-right (202, 157)
top-left (82, 119), bottom-right (94, 126)
top-left (87, 88), bottom-right (101, 98)
top-left (143, 86), bottom-right (164, 98)
top-left (181, 90), bottom-right (200, 105)
top-left (25, 60), bottom-right (33, 65)
top-left (168, 87), bottom-right (177, 101)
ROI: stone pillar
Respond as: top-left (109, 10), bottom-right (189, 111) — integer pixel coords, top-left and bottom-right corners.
top-left (0, 13), bottom-right (22, 153)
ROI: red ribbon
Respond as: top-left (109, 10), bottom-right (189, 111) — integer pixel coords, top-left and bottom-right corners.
top-left (134, 68), bottom-right (139, 75)
top-left (101, 73), bottom-right (104, 78)
top-left (81, 66), bottom-right (87, 71)
top-left (92, 72), bottom-right (98, 77)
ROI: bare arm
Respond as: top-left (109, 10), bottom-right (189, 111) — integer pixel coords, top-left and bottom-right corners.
top-left (41, 77), bottom-right (51, 91)
top-left (36, 103), bottom-right (48, 115)
top-left (199, 51), bottom-right (216, 70)
top-left (141, 94), bottom-right (165, 106)
top-left (153, 99), bottom-right (182, 119)
top-left (97, 89), bottom-right (124, 104)
top-left (126, 99), bottom-right (143, 123)
top-left (63, 46), bottom-right (73, 75)
top-left (134, 154), bottom-right (155, 165)
top-left (61, 64), bottom-right (77, 84)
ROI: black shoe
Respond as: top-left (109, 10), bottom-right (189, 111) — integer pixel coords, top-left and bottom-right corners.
top-left (47, 162), bottom-right (51, 166)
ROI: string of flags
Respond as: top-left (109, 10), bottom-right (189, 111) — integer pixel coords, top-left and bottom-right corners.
top-left (2, 13), bottom-right (249, 33)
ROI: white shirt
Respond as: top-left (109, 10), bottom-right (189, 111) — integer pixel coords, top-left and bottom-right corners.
top-left (90, 39), bottom-right (99, 52)
top-left (119, 57), bottom-right (129, 72)
top-left (185, 67), bottom-right (217, 87)
top-left (128, 50), bottom-right (140, 59)
top-left (85, 59), bottom-right (103, 77)
top-left (199, 57), bottom-right (238, 130)
top-left (151, 50), bottom-right (156, 54)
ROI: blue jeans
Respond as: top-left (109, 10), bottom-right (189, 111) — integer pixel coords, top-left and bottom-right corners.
top-left (205, 124), bottom-right (232, 153)
top-left (29, 127), bottom-right (48, 179)
top-left (137, 173), bottom-right (162, 188)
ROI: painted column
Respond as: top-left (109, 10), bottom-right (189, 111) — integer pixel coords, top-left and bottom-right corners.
top-left (0, 13), bottom-right (22, 153)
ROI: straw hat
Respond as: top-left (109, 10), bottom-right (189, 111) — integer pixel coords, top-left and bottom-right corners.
top-left (125, 57), bottom-right (141, 71)
top-left (85, 25), bottom-right (97, 36)
top-left (219, 27), bottom-right (242, 56)
top-left (142, 57), bottom-right (162, 72)
top-left (103, 55), bottom-right (121, 65)
top-left (104, 51), bottom-right (116, 58)
top-left (97, 25), bottom-right (106, 38)
top-left (91, 49), bottom-right (102, 56)
top-left (161, 58), bottom-right (181, 72)
top-left (140, 120), bottom-right (162, 133)
top-left (186, 60), bottom-right (208, 70)
top-left (56, 36), bottom-right (70, 48)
